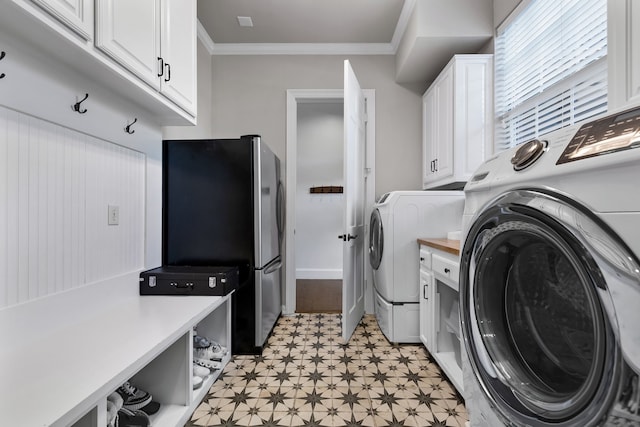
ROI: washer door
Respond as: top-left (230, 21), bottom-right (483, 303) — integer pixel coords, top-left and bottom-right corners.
top-left (460, 190), bottom-right (635, 426)
top-left (369, 208), bottom-right (383, 270)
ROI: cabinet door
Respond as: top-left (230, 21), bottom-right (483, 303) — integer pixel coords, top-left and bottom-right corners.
top-left (95, 0), bottom-right (161, 89)
top-left (160, 0), bottom-right (197, 115)
top-left (419, 269), bottom-right (434, 351)
top-left (31, 0), bottom-right (94, 40)
top-left (422, 88), bottom-right (438, 187)
top-left (434, 65), bottom-right (454, 181)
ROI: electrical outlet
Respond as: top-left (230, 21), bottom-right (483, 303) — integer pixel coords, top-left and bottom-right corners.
top-left (108, 205), bottom-right (119, 225)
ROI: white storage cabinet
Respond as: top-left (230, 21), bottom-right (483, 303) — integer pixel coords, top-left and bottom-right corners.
top-left (30, 0), bottom-right (94, 40)
top-left (95, 0), bottom-right (197, 115)
top-left (418, 240), bottom-right (464, 395)
top-left (422, 54), bottom-right (493, 190)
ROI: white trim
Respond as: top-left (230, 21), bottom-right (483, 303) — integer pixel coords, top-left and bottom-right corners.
top-left (390, 0), bottom-right (417, 52)
top-left (211, 42), bottom-right (395, 56)
top-left (496, 0), bottom-right (533, 35)
top-left (285, 89), bottom-right (376, 315)
top-left (197, 19), bottom-right (215, 55)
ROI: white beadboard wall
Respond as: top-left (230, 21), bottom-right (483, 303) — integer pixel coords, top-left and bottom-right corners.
top-left (0, 106), bottom-right (145, 309)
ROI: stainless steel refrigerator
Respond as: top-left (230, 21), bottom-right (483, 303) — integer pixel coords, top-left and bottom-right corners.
top-left (162, 135), bottom-right (284, 354)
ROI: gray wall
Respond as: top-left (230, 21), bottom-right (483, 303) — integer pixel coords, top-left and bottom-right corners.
top-left (207, 55), bottom-right (423, 198)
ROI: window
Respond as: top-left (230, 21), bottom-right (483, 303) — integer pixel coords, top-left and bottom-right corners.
top-left (494, 0), bottom-right (608, 152)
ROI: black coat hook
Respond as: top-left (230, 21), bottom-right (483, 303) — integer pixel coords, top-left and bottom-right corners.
top-left (72, 93), bottom-right (89, 114)
top-left (125, 118), bottom-right (138, 134)
top-left (0, 51), bottom-right (6, 79)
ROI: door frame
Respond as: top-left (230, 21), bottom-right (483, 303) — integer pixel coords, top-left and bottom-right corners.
top-left (284, 89), bottom-right (376, 315)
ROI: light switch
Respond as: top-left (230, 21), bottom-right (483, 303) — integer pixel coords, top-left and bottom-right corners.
top-left (108, 205), bottom-right (119, 225)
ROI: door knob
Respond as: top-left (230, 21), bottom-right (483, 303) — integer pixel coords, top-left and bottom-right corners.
top-left (347, 234), bottom-right (358, 241)
top-left (338, 234), bottom-right (358, 241)
top-left (338, 234), bottom-right (346, 241)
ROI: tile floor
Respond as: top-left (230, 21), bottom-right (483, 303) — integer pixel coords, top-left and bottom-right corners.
top-left (187, 313), bottom-right (468, 427)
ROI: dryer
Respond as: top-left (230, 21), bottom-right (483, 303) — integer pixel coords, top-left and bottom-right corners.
top-left (369, 190), bottom-right (464, 343)
top-left (460, 106), bottom-right (640, 426)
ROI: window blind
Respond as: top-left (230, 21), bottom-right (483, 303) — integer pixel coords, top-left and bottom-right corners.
top-left (494, 0), bottom-right (607, 152)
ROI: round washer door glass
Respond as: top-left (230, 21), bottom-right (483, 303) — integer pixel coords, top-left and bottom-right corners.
top-left (369, 209), bottom-right (383, 270)
top-left (460, 190), bottom-right (626, 426)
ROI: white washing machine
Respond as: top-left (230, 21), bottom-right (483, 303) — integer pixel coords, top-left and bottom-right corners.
top-left (460, 106), bottom-right (640, 426)
top-left (369, 190), bottom-right (464, 343)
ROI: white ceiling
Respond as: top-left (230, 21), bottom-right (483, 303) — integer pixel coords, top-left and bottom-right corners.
top-left (197, 0), bottom-right (409, 54)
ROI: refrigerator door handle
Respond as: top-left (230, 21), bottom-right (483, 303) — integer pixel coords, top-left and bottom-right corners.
top-left (264, 260), bottom-right (282, 275)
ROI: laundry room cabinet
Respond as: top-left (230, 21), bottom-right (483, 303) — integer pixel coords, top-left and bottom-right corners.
top-left (29, 0), bottom-right (93, 40)
top-left (95, 0), bottom-right (197, 115)
top-left (422, 54), bottom-right (493, 190)
top-left (418, 238), bottom-right (464, 395)
top-left (0, 0), bottom-right (196, 124)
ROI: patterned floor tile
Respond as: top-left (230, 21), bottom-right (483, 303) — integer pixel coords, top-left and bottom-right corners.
top-left (186, 313), bottom-right (468, 427)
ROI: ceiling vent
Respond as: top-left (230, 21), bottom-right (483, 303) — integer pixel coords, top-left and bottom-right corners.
top-left (237, 16), bottom-right (253, 27)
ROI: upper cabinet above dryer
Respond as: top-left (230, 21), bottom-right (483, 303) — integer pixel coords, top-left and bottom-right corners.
top-left (422, 55), bottom-right (493, 190)
top-left (608, 0), bottom-right (640, 111)
top-left (30, 0), bottom-right (93, 41)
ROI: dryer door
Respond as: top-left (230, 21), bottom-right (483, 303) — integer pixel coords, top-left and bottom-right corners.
top-left (460, 190), bottom-right (639, 427)
top-left (369, 208), bottom-right (383, 270)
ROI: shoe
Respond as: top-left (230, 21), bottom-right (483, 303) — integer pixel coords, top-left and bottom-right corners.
top-left (193, 334), bottom-right (211, 349)
top-left (193, 375), bottom-right (203, 390)
top-left (193, 341), bottom-right (227, 360)
top-left (193, 362), bottom-right (210, 378)
top-left (117, 407), bottom-right (150, 427)
top-left (140, 400), bottom-right (160, 415)
top-left (117, 382), bottom-right (152, 411)
top-left (194, 357), bottom-right (223, 370)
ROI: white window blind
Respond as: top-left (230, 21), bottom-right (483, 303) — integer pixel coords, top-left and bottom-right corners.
top-left (495, 0), bottom-right (608, 152)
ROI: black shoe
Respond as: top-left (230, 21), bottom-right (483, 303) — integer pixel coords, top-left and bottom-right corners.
top-left (117, 408), bottom-right (150, 427)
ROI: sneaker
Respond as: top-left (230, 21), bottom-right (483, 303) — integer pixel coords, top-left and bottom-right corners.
top-left (117, 407), bottom-right (150, 427)
top-left (194, 357), bottom-right (223, 371)
top-left (193, 375), bottom-right (203, 390)
top-left (193, 334), bottom-right (211, 349)
top-left (139, 400), bottom-right (160, 415)
top-left (117, 382), bottom-right (152, 411)
top-left (193, 362), bottom-right (210, 378)
top-left (193, 341), bottom-right (227, 360)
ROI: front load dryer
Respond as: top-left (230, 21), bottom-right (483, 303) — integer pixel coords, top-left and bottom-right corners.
top-left (369, 190), bottom-right (464, 343)
top-left (460, 106), bottom-right (640, 427)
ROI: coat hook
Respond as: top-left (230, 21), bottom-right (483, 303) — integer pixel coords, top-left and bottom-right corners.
top-left (0, 51), bottom-right (6, 79)
top-left (124, 118), bottom-right (138, 134)
top-left (72, 93), bottom-right (89, 114)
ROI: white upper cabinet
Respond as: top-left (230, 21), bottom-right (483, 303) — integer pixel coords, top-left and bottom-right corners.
top-left (95, 0), bottom-right (196, 115)
top-left (608, 0), bottom-right (640, 110)
top-left (95, 0), bottom-right (161, 90)
top-left (160, 0), bottom-right (197, 115)
top-left (422, 54), bottom-right (493, 190)
top-left (30, 0), bottom-right (93, 40)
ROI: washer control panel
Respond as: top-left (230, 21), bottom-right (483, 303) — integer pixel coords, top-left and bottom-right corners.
top-left (557, 106), bottom-right (640, 164)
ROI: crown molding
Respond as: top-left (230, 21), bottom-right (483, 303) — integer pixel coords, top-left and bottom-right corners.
top-left (391, 0), bottom-right (416, 51)
top-left (197, 19), bottom-right (216, 54)
top-left (210, 42), bottom-right (395, 55)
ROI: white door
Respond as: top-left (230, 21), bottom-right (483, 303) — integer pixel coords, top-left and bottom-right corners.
top-left (341, 60), bottom-right (366, 343)
top-left (160, 0), bottom-right (197, 115)
top-left (95, 0), bottom-right (161, 89)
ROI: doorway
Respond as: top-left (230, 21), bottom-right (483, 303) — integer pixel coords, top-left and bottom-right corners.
top-left (295, 101), bottom-right (344, 313)
top-left (284, 89), bottom-right (375, 315)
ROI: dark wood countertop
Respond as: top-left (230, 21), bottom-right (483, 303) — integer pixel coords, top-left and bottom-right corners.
top-left (417, 238), bottom-right (460, 256)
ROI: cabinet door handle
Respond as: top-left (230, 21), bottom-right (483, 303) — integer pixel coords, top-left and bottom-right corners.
top-left (423, 284), bottom-right (428, 299)
top-left (434, 158), bottom-right (438, 172)
top-left (420, 257), bottom-right (425, 261)
top-left (157, 57), bottom-right (164, 77)
top-left (444, 267), bottom-right (450, 273)
top-left (164, 63), bottom-right (171, 82)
